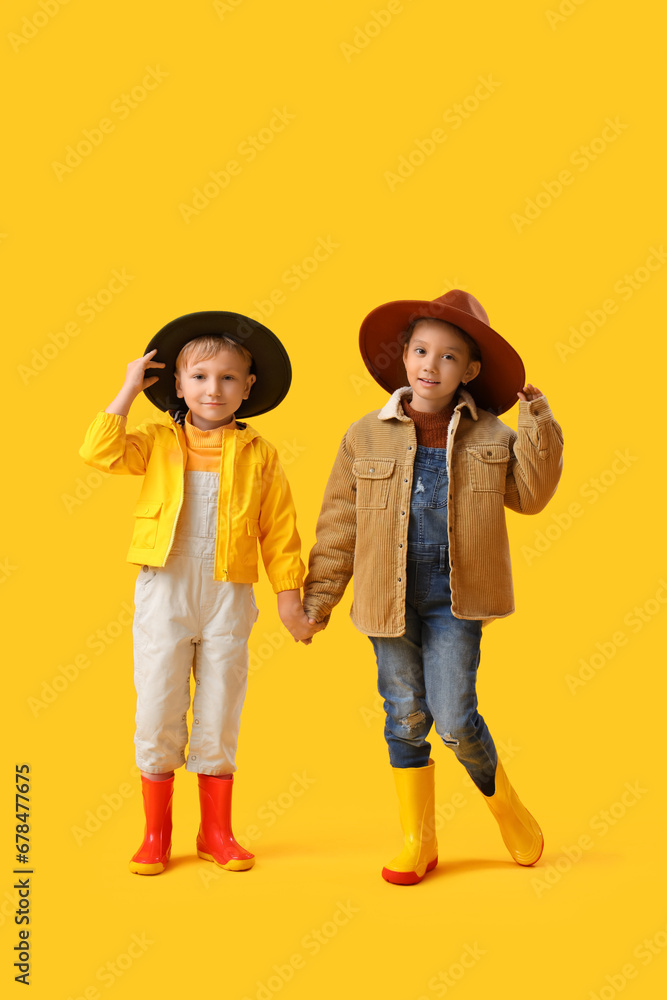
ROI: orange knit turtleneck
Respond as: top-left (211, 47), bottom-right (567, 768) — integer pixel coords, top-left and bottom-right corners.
top-left (182, 410), bottom-right (228, 470)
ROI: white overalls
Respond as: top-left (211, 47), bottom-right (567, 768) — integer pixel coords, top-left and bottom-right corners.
top-left (132, 470), bottom-right (259, 775)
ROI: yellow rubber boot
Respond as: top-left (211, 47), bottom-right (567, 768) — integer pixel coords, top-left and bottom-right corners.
top-left (382, 759), bottom-right (438, 885)
top-left (482, 759), bottom-right (543, 866)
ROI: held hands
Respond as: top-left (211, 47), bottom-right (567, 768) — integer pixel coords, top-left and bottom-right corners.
top-left (277, 590), bottom-right (326, 645)
top-left (517, 383), bottom-right (544, 402)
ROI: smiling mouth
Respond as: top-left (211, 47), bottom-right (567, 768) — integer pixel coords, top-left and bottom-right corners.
top-left (418, 378), bottom-right (440, 385)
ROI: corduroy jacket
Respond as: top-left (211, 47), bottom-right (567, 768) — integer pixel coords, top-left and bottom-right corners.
top-left (79, 408), bottom-right (304, 593)
top-left (303, 386), bottom-right (563, 636)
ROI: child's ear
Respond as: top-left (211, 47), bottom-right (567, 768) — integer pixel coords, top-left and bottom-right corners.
top-left (243, 372), bottom-right (256, 399)
top-left (465, 360), bottom-right (482, 383)
top-left (174, 372), bottom-right (183, 398)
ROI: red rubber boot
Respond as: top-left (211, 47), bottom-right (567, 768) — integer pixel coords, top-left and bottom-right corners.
top-left (196, 774), bottom-right (255, 871)
top-left (129, 775), bottom-right (173, 875)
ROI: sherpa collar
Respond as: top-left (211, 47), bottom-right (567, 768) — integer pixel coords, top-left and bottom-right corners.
top-left (377, 386), bottom-right (479, 422)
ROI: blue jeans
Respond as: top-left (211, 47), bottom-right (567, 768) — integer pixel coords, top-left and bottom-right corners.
top-left (369, 445), bottom-right (498, 795)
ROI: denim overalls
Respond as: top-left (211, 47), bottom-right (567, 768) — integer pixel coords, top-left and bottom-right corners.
top-left (369, 445), bottom-right (498, 794)
top-left (132, 470), bottom-right (259, 776)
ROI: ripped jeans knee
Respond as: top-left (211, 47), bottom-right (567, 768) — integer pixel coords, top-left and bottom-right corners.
top-left (399, 709), bottom-right (427, 733)
top-left (437, 722), bottom-right (498, 795)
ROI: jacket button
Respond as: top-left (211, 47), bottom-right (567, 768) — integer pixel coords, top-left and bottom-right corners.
top-left (369, 468), bottom-right (375, 473)
top-left (408, 446), bottom-right (413, 450)
top-left (486, 451), bottom-right (492, 456)
top-left (449, 493), bottom-right (453, 500)
top-left (194, 718), bottom-right (200, 725)
top-left (401, 511), bottom-right (405, 516)
top-left (399, 543), bottom-right (403, 548)
top-left (398, 577), bottom-right (402, 582)
top-left (404, 478), bottom-right (408, 483)
top-left (190, 755), bottom-right (197, 761)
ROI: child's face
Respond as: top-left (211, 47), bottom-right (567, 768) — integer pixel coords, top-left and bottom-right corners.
top-left (402, 320), bottom-right (481, 413)
top-left (174, 347), bottom-right (256, 430)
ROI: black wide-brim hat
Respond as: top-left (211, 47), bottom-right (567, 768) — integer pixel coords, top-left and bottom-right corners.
top-left (143, 311), bottom-right (292, 419)
top-left (359, 289), bottom-right (525, 415)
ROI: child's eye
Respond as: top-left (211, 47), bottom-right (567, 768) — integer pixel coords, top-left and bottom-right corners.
top-left (414, 347), bottom-right (426, 355)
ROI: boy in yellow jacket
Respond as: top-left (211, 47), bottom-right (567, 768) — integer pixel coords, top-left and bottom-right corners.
top-left (80, 311), bottom-right (311, 875)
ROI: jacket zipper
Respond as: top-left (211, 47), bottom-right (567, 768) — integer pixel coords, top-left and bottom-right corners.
top-left (223, 434), bottom-right (237, 579)
top-left (163, 417), bottom-right (187, 564)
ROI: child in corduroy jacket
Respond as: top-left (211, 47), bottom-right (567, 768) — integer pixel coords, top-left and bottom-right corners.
top-left (302, 290), bottom-right (563, 884)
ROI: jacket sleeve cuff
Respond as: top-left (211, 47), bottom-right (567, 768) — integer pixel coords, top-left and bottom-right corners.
top-left (517, 396), bottom-right (555, 428)
top-left (271, 575), bottom-right (305, 595)
top-left (302, 596), bottom-right (333, 622)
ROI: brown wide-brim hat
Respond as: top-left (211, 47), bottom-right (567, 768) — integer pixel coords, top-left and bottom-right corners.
top-left (143, 311), bottom-right (292, 419)
top-left (359, 289), bottom-right (525, 415)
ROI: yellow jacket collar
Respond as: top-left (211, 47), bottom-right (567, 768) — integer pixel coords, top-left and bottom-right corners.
top-left (377, 386), bottom-right (479, 422)
top-left (154, 407), bottom-right (260, 445)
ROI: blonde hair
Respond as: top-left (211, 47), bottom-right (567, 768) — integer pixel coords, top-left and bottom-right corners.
top-left (175, 335), bottom-right (253, 373)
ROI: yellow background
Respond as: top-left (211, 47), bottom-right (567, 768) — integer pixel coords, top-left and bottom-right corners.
top-left (3, 1), bottom-right (666, 997)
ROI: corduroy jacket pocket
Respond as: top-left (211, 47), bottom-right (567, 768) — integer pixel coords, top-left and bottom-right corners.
top-left (352, 458), bottom-right (396, 509)
top-left (466, 444), bottom-right (510, 494)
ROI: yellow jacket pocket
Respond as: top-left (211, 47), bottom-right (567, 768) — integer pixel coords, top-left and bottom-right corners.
top-left (133, 500), bottom-right (163, 549)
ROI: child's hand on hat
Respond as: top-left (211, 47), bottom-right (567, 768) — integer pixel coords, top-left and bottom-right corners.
top-left (517, 383), bottom-right (543, 402)
top-left (277, 591), bottom-right (325, 645)
top-left (123, 349), bottom-right (166, 398)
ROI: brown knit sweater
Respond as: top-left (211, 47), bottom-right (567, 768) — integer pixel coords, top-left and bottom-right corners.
top-left (400, 396), bottom-right (454, 447)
